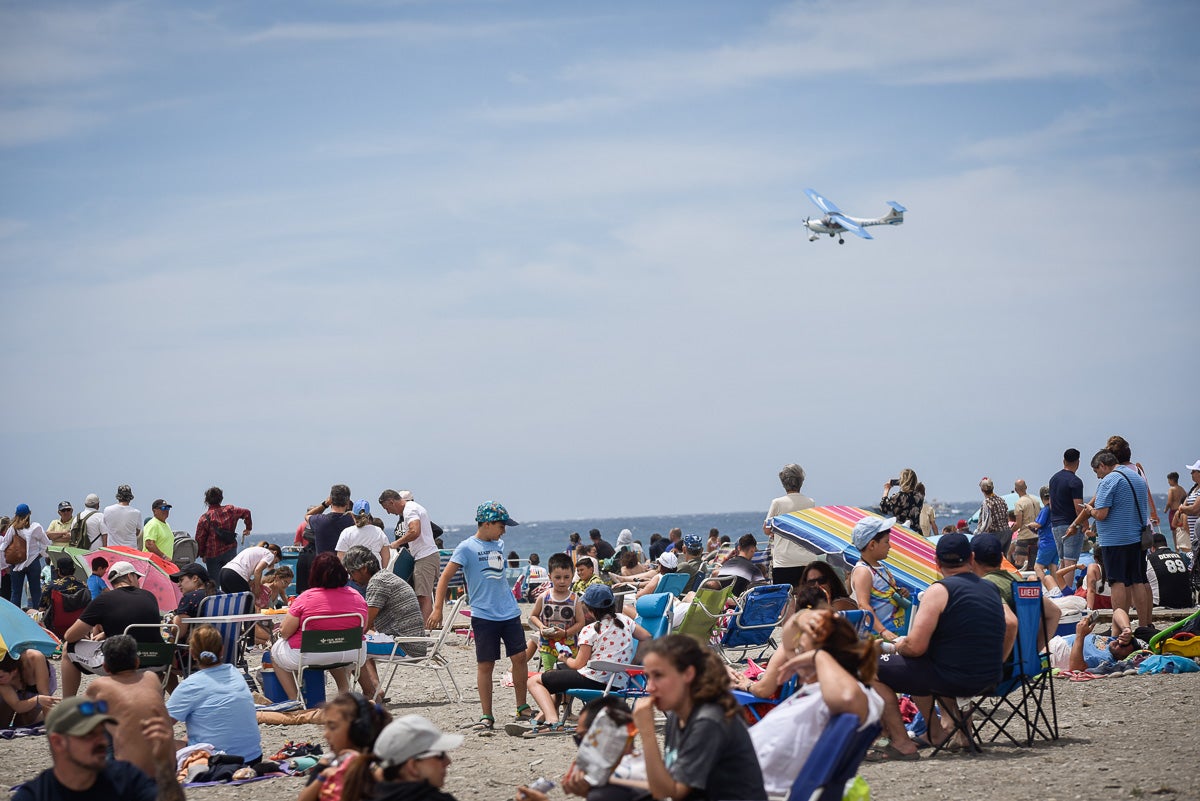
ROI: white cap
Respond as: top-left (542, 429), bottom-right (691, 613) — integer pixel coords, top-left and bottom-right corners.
top-left (84, 493), bottom-right (101, 508)
top-left (375, 715), bottom-right (463, 768)
top-left (657, 551), bottom-right (679, 569)
top-left (107, 561), bottom-right (144, 581)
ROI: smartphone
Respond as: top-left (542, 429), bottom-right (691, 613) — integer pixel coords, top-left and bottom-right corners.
top-left (889, 479), bottom-right (900, 488)
top-left (1085, 609), bottom-right (1100, 625)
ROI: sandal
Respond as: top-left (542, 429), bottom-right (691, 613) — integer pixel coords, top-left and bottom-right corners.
top-left (514, 704), bottom-right (535, 721)
top-left (522, 721), bottom-right (568, 739)
top-left (864, 743), bottom-right (920, 762)
top-left (468, 715), bottom-right (495, 732)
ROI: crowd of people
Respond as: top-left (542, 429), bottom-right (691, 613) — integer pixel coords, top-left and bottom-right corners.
top-left (0, 437), bottom-right (1197, 800)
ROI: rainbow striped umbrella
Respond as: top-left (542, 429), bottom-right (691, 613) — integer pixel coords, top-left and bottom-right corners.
top-left (0, 598), bottom-right (58, 660)
top-left (768, 505), bottom-right (942, 594)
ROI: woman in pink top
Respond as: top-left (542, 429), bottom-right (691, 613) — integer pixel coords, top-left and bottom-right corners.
top-left (269, 553), bottom-right (367, 701)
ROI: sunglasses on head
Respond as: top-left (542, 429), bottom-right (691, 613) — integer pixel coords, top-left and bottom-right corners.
top-left (77, 700), bottom-right (109, 716)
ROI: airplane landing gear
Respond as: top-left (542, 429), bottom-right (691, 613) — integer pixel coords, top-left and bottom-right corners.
top-left (838, 238), bottom-right (845, 245)
top-left (809, 235), bottom-right (818, 242)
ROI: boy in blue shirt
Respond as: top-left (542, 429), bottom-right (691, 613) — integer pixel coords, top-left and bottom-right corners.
top-left (427, 501), bottom-right (531, 732)
top-left (87, 557), bottom-right (109, 599)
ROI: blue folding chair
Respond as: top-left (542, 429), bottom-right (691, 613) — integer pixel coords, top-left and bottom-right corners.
top-left (564, 592), bottom-right (672, 707)
top-left (838, 609), bottom-right (876, 640)
top-left (653, 572), bottom-right (692, 599)
top-left (717, 583), bottom-right (792, 663)
top-left (193, 591), bottom-right (257, 689)
top-left (787, 713), bottom-right (882, 801)
top-left (732, 674), bottom-right (798, 724)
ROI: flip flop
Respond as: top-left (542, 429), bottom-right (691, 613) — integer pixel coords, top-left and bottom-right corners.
top-left (1069, 671), bottom-right (1100, 682)
top-left (864, 743), bottom-right (920, 762)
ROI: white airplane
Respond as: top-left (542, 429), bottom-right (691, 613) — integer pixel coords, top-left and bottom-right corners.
top-left (803, 188), bottom-right (906, 244)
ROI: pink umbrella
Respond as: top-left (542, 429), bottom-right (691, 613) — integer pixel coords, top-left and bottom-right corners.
top-left (85, 546), bottom-right (181, 613)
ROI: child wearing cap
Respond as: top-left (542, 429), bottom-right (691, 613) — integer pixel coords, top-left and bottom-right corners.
top-left (848, 516), bottom-right (909, 643)
top-left (512, 583), bottom-right (651, 738)
top-left (426, 502), bottom-right (532, 732)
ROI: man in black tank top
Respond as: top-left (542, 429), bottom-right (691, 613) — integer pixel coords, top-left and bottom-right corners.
top-left (871, 533), bottom-right (1019, 756)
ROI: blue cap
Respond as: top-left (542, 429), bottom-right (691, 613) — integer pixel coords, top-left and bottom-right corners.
top-left (581, 583), bottom-right (614, 609)
top-left (936, 532), bottom-right (973, 566)
top-left (353, 499), bottom-right (371, 517)
top-left (475, 501), bottom-right (519, 526)
top-left (14, 503), bottom-right (30, 517)
top-left (970, 533), bottom-right (1003, 565)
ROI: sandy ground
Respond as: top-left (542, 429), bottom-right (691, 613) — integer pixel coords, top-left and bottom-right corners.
top-left (3, 614), bottom-right (1199, 801)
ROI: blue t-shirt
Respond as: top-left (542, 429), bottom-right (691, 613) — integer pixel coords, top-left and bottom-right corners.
top-left (87, 574), bottom-right (107, 599)
top-left (1060, 633), bottom-right (1117, 670)
top-left (166, 662), bottom-right (262, 761)
top-left (1093, 466), bottom-right (1148, 547)
top-left (1035, 507), bottom-right (1054, 550)
top-left (1048, 469), bottom-right (1083, 526)
top-left (450, 536), bottom-right (521, 621)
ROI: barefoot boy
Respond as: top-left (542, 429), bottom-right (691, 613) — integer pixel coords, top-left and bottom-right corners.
top-left (84, 634), bottom-right (170, 775)
top-left (427, 501), bottom-right (530, 731)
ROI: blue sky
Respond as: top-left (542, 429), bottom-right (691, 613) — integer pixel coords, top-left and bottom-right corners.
top-left (2, 1), bottom-right (1197, 533)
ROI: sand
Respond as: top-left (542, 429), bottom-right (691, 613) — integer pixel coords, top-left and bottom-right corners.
top-left (3, 627), bottom-right (1198, 801)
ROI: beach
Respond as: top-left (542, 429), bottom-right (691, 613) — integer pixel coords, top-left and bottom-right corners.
top-left (3, 622), bottom-right (1197, 801)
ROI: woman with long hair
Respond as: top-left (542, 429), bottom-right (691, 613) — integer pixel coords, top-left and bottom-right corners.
top-left (879, 469), bottom-right (924, 532)
top-left (749, 610), bottom-right (885, 790)
top-left (1, 504), bottom-right (50, 609)
top-left (166, 625), bottom-right (262, 763)
top-left (632, 634), bottom-right (766, 800)
top-left (301, 691), bottom-right (391, 801)
top-left (800, 562), bottom-right (857, 612)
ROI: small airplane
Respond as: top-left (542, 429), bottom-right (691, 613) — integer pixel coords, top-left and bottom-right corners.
top-left (803, 188), bottom-right (907, 244)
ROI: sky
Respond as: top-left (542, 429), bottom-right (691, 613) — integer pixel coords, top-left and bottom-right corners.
top-left (2, 1), bottom-right (1197, 534)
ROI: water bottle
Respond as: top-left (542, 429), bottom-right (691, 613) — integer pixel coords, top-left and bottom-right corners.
top-left (530, 778), bottom-right (555, 793)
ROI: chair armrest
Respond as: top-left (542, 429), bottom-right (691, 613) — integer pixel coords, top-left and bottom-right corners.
top-left (587, 660), bottom-right (643, 674)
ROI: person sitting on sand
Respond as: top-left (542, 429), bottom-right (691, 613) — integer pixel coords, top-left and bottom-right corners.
top-left (750, 609), bottom-right (883, 792)
top-left (167, 625), bottom-right (262, 764)
top-left (83, 635), bottom-right (170, 776)
top-left (300, 691), bottom-right (391, 801)
top-left (0, 650), bottom-right (57, 728)
top-left (340, 714), bottom-right (465, 801)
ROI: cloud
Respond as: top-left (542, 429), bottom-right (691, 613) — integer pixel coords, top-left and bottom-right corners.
top-left (0, 104), bottom-right (103, 147)
top-left (238, 18), bottom-right (539, 45)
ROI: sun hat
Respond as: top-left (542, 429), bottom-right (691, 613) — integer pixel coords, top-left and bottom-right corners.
top-left (936, 532), bottom-right (972, 566)
top-left (46, 697), bottom-right (117, 736)
top-left (851, 516), bottom-right (896, 550)
top-left (657, 551), bottom-right (679, 569)
top-left (475, 501), bottom-right (519, 526)
top-left (353, 499), bottom-right (371, 516)
top-left (116, 484), bottom-right (133, 501)
top-left (107, 561), bottom-right (144, 582)
top-left (1186, 460), bottom-right (1200, 472)
top-left (375, 715), bottom-right (463, 768)
top-left (682, 534), bottom-right (704, 553)
top-left (581, 583), bottom-right (615, 609)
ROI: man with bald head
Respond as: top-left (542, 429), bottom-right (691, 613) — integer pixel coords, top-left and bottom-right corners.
top-left (1010, 479), bottom-right (1042, 570)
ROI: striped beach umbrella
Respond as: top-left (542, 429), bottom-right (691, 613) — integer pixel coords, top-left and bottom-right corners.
top-left (0, 598), bottom-right (58, 660)
top-left (768, 505), bottom-right (943, 594)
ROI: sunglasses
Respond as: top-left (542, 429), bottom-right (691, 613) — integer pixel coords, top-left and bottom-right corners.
top-left (77, 700), bottom-right (109, 716)
top-left (414, 751), bottom-right (448, 762)
top-left (804, 576), bottom-right (830, 586)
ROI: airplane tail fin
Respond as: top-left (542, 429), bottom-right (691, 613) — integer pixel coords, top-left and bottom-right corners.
top-left (882, 201), bottom-right (906, 225)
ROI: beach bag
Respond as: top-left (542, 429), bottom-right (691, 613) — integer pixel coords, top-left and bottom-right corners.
top-left (69, 511), bottom-right (100, 549)
top-left (1117, 471), bottom-right (1154, 549)
top-left (4, 532), bottom-right (27, 566)
top-left (1136, 654), bottom-right (1200, 674)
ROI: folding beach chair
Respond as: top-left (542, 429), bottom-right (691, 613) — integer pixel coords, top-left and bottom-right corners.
top-left (124, 623), bottom-right (179, 689)
top-left (653, 572), bottom-right (691, 599)
top-left (673, 585), bottom-right (731, 644)
top-left (292, 612), bottom-right (365, 709)
top-left (717, 583), bottom-right (792, 663)
top-left (564, 592), bottom-right (672, 707)
top-left (968, 580), bottom-right (1058, 747)
top-left (375, 596), bottom-right (466, 703)
top-left (838, 609), bottom-right (876, 640)
top-left (192, 591), bottom-right (257, 689)
top-left (732, 674), bottom-right (798, 725)
top-left (786, 713), bottom-right (882, 801)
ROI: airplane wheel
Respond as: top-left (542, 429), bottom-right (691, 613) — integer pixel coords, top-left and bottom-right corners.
top-left (838, 239), bottom-right (844, 245)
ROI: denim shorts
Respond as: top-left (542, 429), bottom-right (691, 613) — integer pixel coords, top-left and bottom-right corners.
top-left (1053, 524), bottom-right (1083, 561)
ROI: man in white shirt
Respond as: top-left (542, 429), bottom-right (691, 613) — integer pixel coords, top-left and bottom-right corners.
top-left (103, 485), bottom-right (142, 551)
top-left (379, 489), bottom-right (440, 621)
top-left (78, 494), bottom-right (109, 549)
top-left (763, 463), bottom-right (816, 589)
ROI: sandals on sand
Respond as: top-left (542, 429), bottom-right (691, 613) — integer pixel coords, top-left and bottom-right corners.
top-left (468, 715), bottom-right (495, 733)
top-left (521, 721), bottom-right (568, 739)
top-left (514, 704), bottom-right (535, 721)
top-left (865, 743), bottom-right (920, 762)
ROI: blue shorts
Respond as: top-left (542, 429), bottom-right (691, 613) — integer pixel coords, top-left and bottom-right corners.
top-left (1100, 542), bottom-right (1147, 586)
top-left (1053, 524), bottom-right (1083, 561)
top-left (471, 615), bottom-right (526, 663)
top-left (1035, 544), bottom-right (1059, 567)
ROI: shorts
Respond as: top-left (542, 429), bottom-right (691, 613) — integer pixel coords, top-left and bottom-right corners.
top-left (875, 653), bottom-right (992, 699)
top-left (471, 616), bottom-right (526, 663)
top-left (411, 552), bottom-right (441, 598)
top-left (538, 669), bottom-right (606, 695)
top-left (219, 568), bottom-right (252, 594)
top-left (269, 637), bottom-right (366, 672)
top-left (1035, 544), bottom-right (1059, 568)
top-left (1100, 542), bottom-right (1147, 586)
top-left (1053, 524), bottom-right (1083, 562)
top-left (66, 640), bottom-right (105, 674)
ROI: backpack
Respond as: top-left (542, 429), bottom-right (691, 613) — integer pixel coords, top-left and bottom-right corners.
top-left (3, 531), bottom-right (27, 566)
top-left (69, 510), bottom-right (100, 549)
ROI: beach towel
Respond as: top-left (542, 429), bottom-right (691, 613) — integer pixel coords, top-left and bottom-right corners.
top-left (1137, 655), bottom-right (1200, 674)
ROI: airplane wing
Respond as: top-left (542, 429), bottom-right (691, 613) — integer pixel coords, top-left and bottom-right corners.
top-left (830, 214), bottom-right (873, 239)
top-left (804, 188), bottom-right (842, 216)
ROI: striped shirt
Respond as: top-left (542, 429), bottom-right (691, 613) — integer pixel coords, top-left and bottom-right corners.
top-left (1093, 466), bottom-right (1148, 547)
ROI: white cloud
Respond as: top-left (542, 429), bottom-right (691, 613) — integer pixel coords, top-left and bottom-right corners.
top-left (238, 18), bottom-right (539, 45)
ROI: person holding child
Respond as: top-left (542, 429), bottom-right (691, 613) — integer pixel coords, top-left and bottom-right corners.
top-left (427, 501), bottom-right (531, 732)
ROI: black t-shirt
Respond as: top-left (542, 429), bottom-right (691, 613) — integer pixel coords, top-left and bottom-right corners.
top-left (1048, 469), bottom-right (1084, 525)
top-left (309, 512), bottom-right (354, 555)
top-left (174, 588), bottom-right (208, 618)
top-left (593, 539), bottom-right (616, 560)
top-left (717, 556), bottom-right (766, 597)
top-left (79, 586), bottom-right (162, 641)
top-left (648, 539), bottom-right (668, 561)
top-left (663, 703), bottom-right (766, 801)
top-left (1147, 550), bottom-right (1193, 608)
top-left (13, 761), bottom-right (157, 801)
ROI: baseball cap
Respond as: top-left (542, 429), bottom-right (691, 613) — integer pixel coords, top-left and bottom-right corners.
top-left (851, 516), bottom-right (896, 550)
top-left (475, 501), bottom-right (519, 526)
top-left (657, 551), bottom-right (679, 569)
top-left (683, 534), bottom-right (703, 553)
top-left (169, 563), bottom-right (210, 583)
top-left (107, 561), bottom-right (144, 582)
top-left (581, 583), bottom-right (615, 609)
top-left (353, 499), bottom-right (372, 516)
top-left (58, 500), bottom-right (73, 512)
top-left (970, 533), bottom-right (1003, 565)
top-left (936, 532), bottom-right (972, 566)
top-left (956, 519), bottom-right (969, 531)
top-left (375, 715), bottom-right (464, 768)
top-left (84, 493), bottom-right (100, 508)
top-left (14, 503), bottom-right (30, 517)
top-left (46, 697), bottom-right (117, 736)
top-left (151, 499), bottom-right (172, 511)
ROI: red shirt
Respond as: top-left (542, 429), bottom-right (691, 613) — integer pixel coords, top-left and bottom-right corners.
top-left (195, 504), bottom-right (253, 558)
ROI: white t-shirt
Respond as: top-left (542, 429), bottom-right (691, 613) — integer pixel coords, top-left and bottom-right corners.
top-left (577, 613), bottom-right (638, 688)
top-left (336, 524), bottom-right (390, 565)
top-left (400, 501), bottom-right (438, 561)
top-left (226, 546), bottom-right (277, 580)
top-left (81, 509), bottom-right (109, 548)
top-left (765, 492), bottom-right (817, 568)
top-left (103, 504), bottom-right (142, 550)
top-left (750, 680), bottom-right (884, 795)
